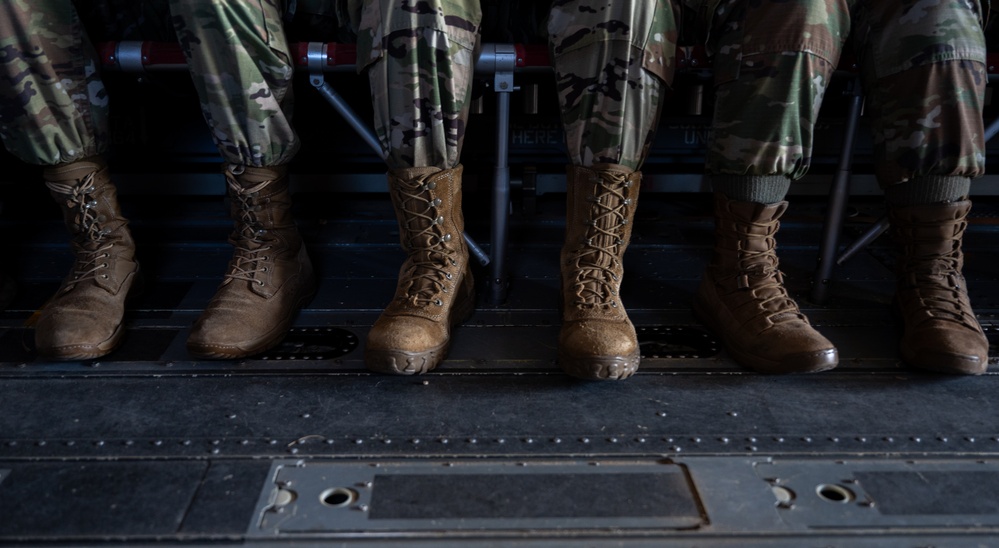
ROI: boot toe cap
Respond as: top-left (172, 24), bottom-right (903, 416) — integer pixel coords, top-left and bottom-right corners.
top-left (365, 316), bottom-right (450, 375)
top-left (35, 310), bottom-right (123, 360)
top-left (735, 325), bottom-right (839, 374)
top-left (558, 320), bottom-right (640, 380)
top-left (902, 331), bottom-right (989, 375)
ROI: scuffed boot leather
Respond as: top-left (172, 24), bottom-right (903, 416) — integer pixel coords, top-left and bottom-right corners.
top-left (890, 200), bottom-right (988, 374)
top-left (37, 157), bottom-right (139, 359)
top-left (693, 193), bottom-right (838, 373)
top-left (187, 165), bottom-right (316, 359)
top-left (558, 164), bottom-right (641, 380)
top-left (365, 166), bottom-right (474, 375)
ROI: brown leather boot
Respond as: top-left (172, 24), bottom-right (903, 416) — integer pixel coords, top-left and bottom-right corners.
top-left (558, 164), bottom-right (641, 380)
top-left (890, 200), bottom-right (988, 374)
top-left (693, 193), bottom-right (838, 373)
top-left (365, 165), bottom-right (474, 375)
top-left (37, 157), bottom-right (140, 359)
top-left (187, 165), bottom-right (316, 359)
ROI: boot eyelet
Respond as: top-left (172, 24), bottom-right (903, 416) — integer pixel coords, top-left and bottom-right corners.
top-left (435, 299), bottom-right (443, 306)
top-left (101, 274), bottom-right (108, 279)
top-left (436, 216), bottom-right (445, 225)
top-left (257, 281), bottom-right (265, 286)
top-left (426, 182), bottom-right (437, 190)
top-left (446, 273), bottom-right (453, 280)
top-left (443, 234), bottom-right (452, 242)
top-left (432, 198), bottom-right (442, 206)
top-left (102, 263), bottom-right (108, 268)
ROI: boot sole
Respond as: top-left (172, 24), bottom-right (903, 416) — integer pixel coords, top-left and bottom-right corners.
top-left (365, 272), bottom-right (475, 375)
top-left (900, 348), bottom-right (988, 376)
top-left (187, 273), bottom-right (318, 360)
top-left (559, 352), bottom-right (640, 381)
top-left (366, 342), bottom-right (451, 375)
top-left (692, 292), bottom-right (838, 374)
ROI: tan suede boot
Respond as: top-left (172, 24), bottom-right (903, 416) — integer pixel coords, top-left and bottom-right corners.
top-left (693, 193), bottom-right (838, 373)
top-left (37, 157), bottom-right (139, 359)
top-left (187, 165), bottom-right (316, 359)
top-left (558, 164), bottom-right (641, 380)
top-left (365, 165), bottom-right (474, 375)
top-left (890, 200), bottom-right (988, 374)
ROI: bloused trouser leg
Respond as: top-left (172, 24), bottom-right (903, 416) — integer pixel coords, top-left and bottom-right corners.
top-left (0, 0), bottom-right (108, 165)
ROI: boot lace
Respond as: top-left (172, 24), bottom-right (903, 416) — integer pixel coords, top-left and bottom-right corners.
top-left (223, 178), bottom-right (273, 286)
top-left (898, 219), bottom-right (979, 330)
top-left (570, 171), bottom-right (633, 309)
top-left (47, 174), bottom-right (114, 289)
top-left (730, 218), bottom-right (803, 324)
top-left (396, 176), bottom-right (458, 307)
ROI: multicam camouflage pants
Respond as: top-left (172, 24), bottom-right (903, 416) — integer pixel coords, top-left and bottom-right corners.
top-left (702, 0), bottom-right (988, 186)
top-left (4, 0), bottom-right (983, 180)
top-left (0, 1), bottom-right (109, 166)
top-left (548, 1), bottom-right (677, 170)
top-left (338, 0), bottom-right (482, 170)
top-left (170, 0), bottom-right (300, 167)
top-left (338, 0), bottom-right (678, 171)
top-left (0, 0), bottom-right (300, 168)
top-left (545, 0), bottom-right (987, 184)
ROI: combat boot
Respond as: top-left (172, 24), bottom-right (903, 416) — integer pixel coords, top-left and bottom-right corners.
top-left (890, 200), bottom-right (988, 374)
top-left (558, 164), bottom-right (641, 380)
top-left (693, 193), bottom-right (838, 373)
top-left (187, 165), bottom-right (316, 358)
top-left (37, 157), bottom-right (140, 359)
top-left (365, 166), bottom-right (474, 375)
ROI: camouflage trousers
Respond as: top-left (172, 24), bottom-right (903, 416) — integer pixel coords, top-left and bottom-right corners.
top-left (0, 0), bottom-right (300, 168)
top-left (337, 0), bottom-right (677, 171)
top-left (546, 0), bottom-right (987, 184)
top-left (170, 0), bottom-right (300, 167)
top-left (338, 0), bottom-right (482, 170)
top-left (0, 1), bottom-right (110, 166)
top-left (702, 0), bottom-right (988, 186)
top-left (548, 1), bottom-right (677, 171)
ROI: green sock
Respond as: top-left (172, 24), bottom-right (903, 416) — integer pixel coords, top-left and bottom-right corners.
top-left (885, 176), bottom-right (970, 206)
top-left (711, 175), bottom-right (791, 205)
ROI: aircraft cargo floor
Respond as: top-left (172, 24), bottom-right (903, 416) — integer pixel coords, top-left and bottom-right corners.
top-left (1, 187), bottom-right (998, 546)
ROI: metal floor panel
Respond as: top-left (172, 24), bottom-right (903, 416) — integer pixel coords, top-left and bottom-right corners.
top-left (2, 191), bottom-right (999, 544)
